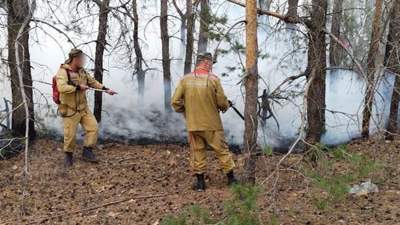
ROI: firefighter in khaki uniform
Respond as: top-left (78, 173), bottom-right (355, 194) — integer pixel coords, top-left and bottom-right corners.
top-left (56, 48), bottom-right (116, 167)
top-left (171, 52), bottom-right (237, 191)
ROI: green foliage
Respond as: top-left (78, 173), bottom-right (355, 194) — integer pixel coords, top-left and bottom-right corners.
top-left (224, 185), bottom-right (262, 225)
top-left (161, 205), bottom-right (216, 225)
top-left (311, 197), bottom-right (329, 210)
top-left (307, 170), bottom-right (353, 202)
top-left (305, 144), bottom-right (381, 210)
top-left (262, 145), bottom-right (273, 156)
top-left (268, 214), bottom-right (280, 225)
top-left (329, 145), bottom-right (381, 179)
top-left (161, 185), bottom-right (275, 225)
top-left (208, 13), bottom-right (229, 42)
top-left (231, 41), bottom-right (245, 53)
top-left (258, 52), bottom-right (270, 60)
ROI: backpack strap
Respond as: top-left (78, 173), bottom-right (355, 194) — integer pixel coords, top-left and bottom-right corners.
top-left (66, 69), bottom-right (71, 83)
top-left (64, 68), bottom-right (79, 90)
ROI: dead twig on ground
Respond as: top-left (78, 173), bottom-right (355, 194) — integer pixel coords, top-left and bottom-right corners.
top-left (28, 192), bottom-right (179, 224)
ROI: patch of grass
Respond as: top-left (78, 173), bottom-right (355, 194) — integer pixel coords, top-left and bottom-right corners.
top-left (161, 184), bottom-right (274, 225)
top-left (305, 144), bottom-right (381, 210)
top-left (268, 214), bottom-right (280, 225)
top-left (307, 170), bottom-right (353, 202)
top-left (161, 205), bottom-right (216, 225)
top-left (224, 184), bottom-right (262, 225)
top-left (311, 197), bottom-right (329, 210)
top-left (262, 145), bottom-right (273, 156)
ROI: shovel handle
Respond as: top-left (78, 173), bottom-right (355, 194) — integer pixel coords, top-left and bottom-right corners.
top-left (231, 105), bottom-right (245, 120)
top-left (89, 88), bottom-right (107, 92)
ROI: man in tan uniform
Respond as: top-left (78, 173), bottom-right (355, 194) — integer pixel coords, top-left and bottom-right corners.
top-left (171, 52), bottom-right (237, 191)
top-left (56, 48), bottom-right (116, 167)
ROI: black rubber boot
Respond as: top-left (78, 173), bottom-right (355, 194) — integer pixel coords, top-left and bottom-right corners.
top-left (193, 173), bottom-right (206, 192)
top-left (64, 152), bottom-right (73, 168)
top-left (227, 170), bottom-right (238, 186)
top-left (82, 147), bottom-right (98, 163)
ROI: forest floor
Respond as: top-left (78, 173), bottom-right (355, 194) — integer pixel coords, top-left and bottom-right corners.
top-left (0, 138), bottom-right (399, 225)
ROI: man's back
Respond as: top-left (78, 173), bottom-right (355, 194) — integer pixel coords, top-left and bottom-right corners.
top-left (171, 72), bottom-right (230, 131)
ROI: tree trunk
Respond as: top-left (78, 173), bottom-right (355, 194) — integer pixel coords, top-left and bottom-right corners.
top-left (385, 0), bottom-right (400, 140)
top-left (132, 0), bottom-right (145, 99)
top-left (242, 0), bottom-right (259, 185)
top-left (172, 0), bottom-right (186, 43)
top-left (93, 0), bottom-right (110, 123)
top-left (7, 0), bottom-right (36, 140)
top-left (184, 0), bottom-right (194, 74)
top-left (197, 0), bottom-right (210, 53)
top-left (304, 0), bottom-right (327, 144)
top-left (361, 0), bottom-right (383, 138)
top-left (329, 0), bottom-right (344, 67)
top-left (286, 0), bottom-right (298, 19)
top-left (161, 0), bottom-right (172, 111)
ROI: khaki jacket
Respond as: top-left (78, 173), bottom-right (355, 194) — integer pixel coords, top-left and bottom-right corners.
top-left (171, 72), bottom-right (230, 131)
top-left (56, 64), bottom-right (103, 114)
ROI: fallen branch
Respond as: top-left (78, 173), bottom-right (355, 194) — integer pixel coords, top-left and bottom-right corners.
top-left (29, 192), bottom-right (178, 224)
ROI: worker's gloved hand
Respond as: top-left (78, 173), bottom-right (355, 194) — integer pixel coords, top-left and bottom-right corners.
top-left (105, 89), bottom-right (117, 95)
top-left (79, 84), bottom-right (89, 91)
top-left (228, 100), bottom-right (233, 107)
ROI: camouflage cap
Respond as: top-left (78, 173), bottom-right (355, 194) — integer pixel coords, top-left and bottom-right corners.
top-left (64, 48), bottom-right (84, 64)
top-left (197, 52), bottom-right (213, 62)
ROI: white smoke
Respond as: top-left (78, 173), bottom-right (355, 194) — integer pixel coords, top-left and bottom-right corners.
top-left (0, 0), bottom-right (395, 147)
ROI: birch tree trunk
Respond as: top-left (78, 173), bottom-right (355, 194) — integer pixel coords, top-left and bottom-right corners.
top-left (93, 0), bottom-right (110, 123)
top-left (242, 0), bottom-right (259, 184)
top-left (7, 0), bottom-right (36, 140)
top-left (361, 0), bottom-right (383, 138)
top-left (385, 0), bottom-right (400, 140)
top-left (161, 0), bottom-right (172, 111)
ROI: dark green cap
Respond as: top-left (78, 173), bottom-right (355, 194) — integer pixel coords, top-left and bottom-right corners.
top-left (197, 52), bottom-right (214, 62)
top-left (64, 48), bottom-right (84, 64)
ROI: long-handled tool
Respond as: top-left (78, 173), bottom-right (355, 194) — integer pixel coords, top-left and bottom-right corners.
top-left (88, 88), bottom-right (118, 95)
top-left (88, 88), bottom-right (107, 92)
top-left (230, 103), bottom-right (245, 120)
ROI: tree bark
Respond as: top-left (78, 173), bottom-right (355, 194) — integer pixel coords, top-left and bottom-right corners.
top-left (361, 0), bottom-right (383, 138)
top-left (93, 0), bottom-right (110, 123)
top-left (385, 0), bottom-right (400, 140)
top-left (7, 0), bottom-right (36, 140)
top-left (161, 0), bottom-right (172, 111)
top-left (132, 0), bottom-right (145, 99)
top-left (286, 0), bottom-right (298, 19)
top-left (329, 0), bottom-right (344, 67)
top-left (242, 0), bottom-right (259, 184)
top-left (197, 0), bottom-right (210, 53)
top-left (184, 0), bottom-right (194, 74)
top-left (304, 0), bottom-right (327, 144)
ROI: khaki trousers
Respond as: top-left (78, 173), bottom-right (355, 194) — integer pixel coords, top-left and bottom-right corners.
top-left (188, 130), bottom-right (235, 174)
top-left (63, 107), bottom-right (98, 152)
